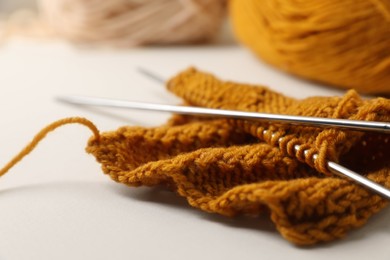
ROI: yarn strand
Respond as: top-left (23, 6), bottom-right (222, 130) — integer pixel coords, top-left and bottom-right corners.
top-left (0, 117), bottom-right (100, 178)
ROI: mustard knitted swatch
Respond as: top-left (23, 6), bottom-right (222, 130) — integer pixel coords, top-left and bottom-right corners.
top-left (86, 68), bottom-right (390, 246)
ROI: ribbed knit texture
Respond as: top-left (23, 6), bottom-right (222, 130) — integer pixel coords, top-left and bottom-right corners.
top-left (86, 68), bottom-right (390, 245)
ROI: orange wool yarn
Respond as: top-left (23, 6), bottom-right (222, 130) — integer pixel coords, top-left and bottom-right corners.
top-left (0, 68), bottom-right (389, 245)
top-left (229, 0), bottom-right (390, 94)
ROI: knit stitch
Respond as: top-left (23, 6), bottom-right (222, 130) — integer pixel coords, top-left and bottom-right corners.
top-left (86, 68), bottom-right (390, 245)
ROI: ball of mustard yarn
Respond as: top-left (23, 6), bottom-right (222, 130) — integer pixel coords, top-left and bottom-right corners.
top-left (38, 0), bottom-right (227, 46)
top-left (229, 0), bottom-right (390, 94)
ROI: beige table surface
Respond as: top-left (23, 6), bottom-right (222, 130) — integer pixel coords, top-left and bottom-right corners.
top-left (0, 40), bottom-right (388, 260)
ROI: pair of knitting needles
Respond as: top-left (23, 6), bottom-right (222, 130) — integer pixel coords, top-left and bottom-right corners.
top-left (58, 68), bottom-right (390, 200)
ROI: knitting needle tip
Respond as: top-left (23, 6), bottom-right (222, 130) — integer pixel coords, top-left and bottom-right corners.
top-left (137, 67), bottom-right (166, 84)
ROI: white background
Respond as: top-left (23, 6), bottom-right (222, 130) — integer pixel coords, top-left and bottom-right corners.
top-left (0, 2), bottom-right (389, 259)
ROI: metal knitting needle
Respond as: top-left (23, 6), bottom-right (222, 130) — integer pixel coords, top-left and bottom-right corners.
top-left (58, 95), bottom-right (390, 134)
top-left (58, 94), bottom-right (390, 200)
top-left (137, 67), bottom-right (390, 134)
top-left (57, 68), bottom-right (390, 199)
top-left (134, 68), bottom-right (390, 199)
top-left (267, 129), bottom-right (390, 200)
top-left (137, 67), bottom-right (165, 84)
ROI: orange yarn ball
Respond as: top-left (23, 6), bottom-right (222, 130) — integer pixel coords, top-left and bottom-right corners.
top-left (229, 0), bottom-right (390, 94)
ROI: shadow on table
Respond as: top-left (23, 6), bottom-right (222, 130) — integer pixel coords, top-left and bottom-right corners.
top-left (114, 183), bottom-right (390, 247)
top-left (114, 185), bottom-right (277, 233)
top-left (1, 181), bottom-right (388, 247)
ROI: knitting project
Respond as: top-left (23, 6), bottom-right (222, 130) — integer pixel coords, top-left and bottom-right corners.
top-left (85, 68), bottom-right (389, 245)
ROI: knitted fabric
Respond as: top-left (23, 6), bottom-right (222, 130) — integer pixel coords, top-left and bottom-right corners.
top-left (86, 68), bottom-right (390, 245)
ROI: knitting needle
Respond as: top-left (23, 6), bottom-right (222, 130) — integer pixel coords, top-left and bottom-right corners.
top-left (58, 95), bottom-right (390, 134)
top-left (137, 67), bottom-right (390, 134)
top-left (268, 129), bottom-right (390, 200)
top-left (57, 68), bottom-right (390, 199)
top-left (137, 67), bottom-right (165, 84)
top-left (58, 94), bottom-right (390, 200)
top-left (134, 68), bottom-right (390, 199)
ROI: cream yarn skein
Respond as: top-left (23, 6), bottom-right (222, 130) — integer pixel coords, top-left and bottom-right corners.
top-left (39, 0), bottom-right (227, 46)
